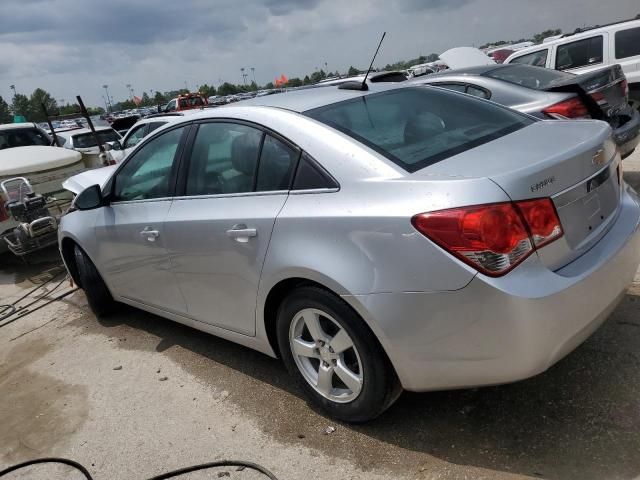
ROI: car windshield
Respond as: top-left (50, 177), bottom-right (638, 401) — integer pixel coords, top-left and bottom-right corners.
top-left (483, 64), bottom-right (576, 90)
top-left (0, 127), bottom-right (50, 150)
top-left (305, 86), bottom-right (533, 173)
top-left (73, 130), bottom-right (120, 148)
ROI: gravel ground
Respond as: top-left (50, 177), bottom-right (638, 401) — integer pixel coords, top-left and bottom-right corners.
top-left (1, 150), bottom-right (640, 480)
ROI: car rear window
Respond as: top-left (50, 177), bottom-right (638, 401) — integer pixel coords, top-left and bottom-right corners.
top-left (0, 127), bottom-right (50, 149)
top-left (483, 64), bottom-right (576, 90)
top-left (304, 87), bottom-right (533, 173)
top-left (73, 130), bottom-right (120, 148)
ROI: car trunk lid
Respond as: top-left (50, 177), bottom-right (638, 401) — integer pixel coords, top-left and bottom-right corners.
top-left (417, 120), bottom-right (621, 269)
top-left (545, 64), bottom-right (632, 124)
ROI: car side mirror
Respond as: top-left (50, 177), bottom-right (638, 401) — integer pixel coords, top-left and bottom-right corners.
top-left (74, 184), bottom-right (106, 211)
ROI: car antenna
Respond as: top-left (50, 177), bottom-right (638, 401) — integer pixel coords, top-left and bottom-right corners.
top-left (339, 32), bottom-right (386, 91)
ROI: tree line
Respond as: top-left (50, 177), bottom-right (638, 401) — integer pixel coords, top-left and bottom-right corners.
top-left (0, 88), bottom-right (104, 124)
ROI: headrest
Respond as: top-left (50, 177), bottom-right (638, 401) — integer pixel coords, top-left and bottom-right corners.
top-left (231, 133), bottom-right (260, 175)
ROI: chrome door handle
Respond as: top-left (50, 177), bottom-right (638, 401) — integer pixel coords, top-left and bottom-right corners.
top-left (226, 225), bottom-right (257, 243)
top-left (140, 227), bottom-right (160, 242)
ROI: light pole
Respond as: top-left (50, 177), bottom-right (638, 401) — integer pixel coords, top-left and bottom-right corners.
top-left (9, 84), bottom-right (16, 101)
top-left (126, 83), bottom-right (134, 100)
top-left (102, 85), bottom-right (112, 112)
top-left (101, 95), bottom-right (109, 113)
top-left (250, 67), bottom-right (256, 84)
top-left (240, 67), bottom-right (246, 86)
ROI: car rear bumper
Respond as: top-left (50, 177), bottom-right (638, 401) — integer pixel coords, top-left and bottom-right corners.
top-left (345, 185), bottom-right (640, 392)
top-left (614, 109), bottom-right (640, 158)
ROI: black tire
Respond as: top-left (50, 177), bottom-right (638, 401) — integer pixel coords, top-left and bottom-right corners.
top-left (73, 245), bottom-right (116, 316)
top-left (276, 286), bottom-right (401, 422)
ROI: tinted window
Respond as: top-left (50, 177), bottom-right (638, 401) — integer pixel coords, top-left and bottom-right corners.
top-left (123, 125), bottom-right (147, 149)
top-left (292, 153), bottom-right (338, 190)
top-left (146, 122), bottom-right (166, 134)
top-left (615, 27), bottom-right (640, 59)
top-left (509, 49), bottom-right (548, 67)
top-left (114, 126), bottom-right (185, 201)
top-left (256, 135), bottom-right (298, 191)
top-left (73, 130), bottom-right (120, 148)
top-left (433, 83), bottom-right (466, 93)
top-left (185, 123), bottom-right (263, 196)
top-left (484, 64), bottom-right (575, 90)
top-left (166, 100), bottom-right (177, 112)
top-left (0, 127), bottom-right (50, 149)
top-left (556, 36), bottom-right (603, 70)
top-left (466, 85), bottom-right (490, 99)
top-left (305, 87), bottom-right (533, 173)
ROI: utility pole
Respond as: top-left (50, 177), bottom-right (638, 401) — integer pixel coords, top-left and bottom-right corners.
top-left (102, 85), bottom-right (112, 112)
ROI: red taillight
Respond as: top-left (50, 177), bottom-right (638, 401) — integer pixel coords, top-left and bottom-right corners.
top-left (543, 97), bottom-right (590, 119)
top-left (412, 199), bottom-right (563, 276)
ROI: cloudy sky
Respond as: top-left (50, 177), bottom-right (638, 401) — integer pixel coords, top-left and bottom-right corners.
top-left (0, 0), bottom-right (638, 107)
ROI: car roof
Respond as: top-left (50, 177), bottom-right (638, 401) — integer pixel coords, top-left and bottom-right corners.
top-left (237, 82), bottom-right (405, 113)
top-left (0, 122), bottom-right (37, 131)
top-left (509, 18), bottom-right (640, 57)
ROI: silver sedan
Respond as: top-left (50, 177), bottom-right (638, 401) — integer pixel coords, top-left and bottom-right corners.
top-left (59, 83), bottom-right (640, 422)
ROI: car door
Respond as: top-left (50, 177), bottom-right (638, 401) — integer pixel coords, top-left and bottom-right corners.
top-left (93, 124), bottom-right (190, 313)
top-left (164, 121), bottom-right (299, 335)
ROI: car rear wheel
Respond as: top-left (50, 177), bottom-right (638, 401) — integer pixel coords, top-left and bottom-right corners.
top-left (74, 245), bottom-right (116, 316)
top-left (276, 286), bottom-right (401, 422)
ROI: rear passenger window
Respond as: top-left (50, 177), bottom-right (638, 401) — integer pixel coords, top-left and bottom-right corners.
top-left (256, 135), bottom-right (298, 191)
top-left (466, 85), bottom-right (490, 99)
top-left (292, 153), bottom-right (339, 190)
top-left (434, 83), bottom-right (466, 93)
top-left (615, 27), bottom-right (640, 59)
top-left (556, 36), bottom-right (603, 70)
top-left (147, 122), bottom-right (166, 134)
top-left (186, 123), bottom-right (262, 196)
top-left (510, 50), bottom-right (548, 67)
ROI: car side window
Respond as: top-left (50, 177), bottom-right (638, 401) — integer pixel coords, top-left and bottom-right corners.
top-left (146, 122), bottom-right (166, 135)
top-left (256, 135), bottom-right (299, 191)
top-left (113, 126), bottom-right (186, 202)
top-left (433, 83), bottom-right (466, 93)
top-left (123, 125), bottom-right (147, 149)
top-left (509, 49), bottom-right (548, 67)
top-left (465, 85), bottom-right (490, 99)
top-left (166, 100), bottom-right (177, 112)
top-left (292, 153), bottom-right (339, 190)
top-left (615, 27), bottom-right (640, 60)
top-left (185, 123), bottom-right (263, 196)
top-left (556, 36), bottom-right (603, 70)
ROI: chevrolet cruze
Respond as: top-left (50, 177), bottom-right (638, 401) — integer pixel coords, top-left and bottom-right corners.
top-left (59, 84), bottom-right (640, 422)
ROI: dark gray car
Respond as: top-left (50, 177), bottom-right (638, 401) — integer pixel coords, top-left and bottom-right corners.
top-left (411, 63), bottom-right (640, 158)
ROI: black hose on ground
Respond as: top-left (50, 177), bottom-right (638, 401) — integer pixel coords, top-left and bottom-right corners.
top-left (0, 457), bottom-right (280, 479)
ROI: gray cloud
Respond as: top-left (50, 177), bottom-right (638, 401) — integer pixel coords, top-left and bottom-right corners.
top-left (0, 0), bottom-right (638, 107)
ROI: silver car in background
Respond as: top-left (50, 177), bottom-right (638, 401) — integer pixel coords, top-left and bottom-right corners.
top-left (411, 63), bottom-right (640, 158)
top-left (59, 84), bottom-right (640, 422)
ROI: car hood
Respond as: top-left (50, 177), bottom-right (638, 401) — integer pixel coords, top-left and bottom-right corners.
top-left (440, 47), bottom-right (496, 69)
top-left (62, 165), bottom-right (117, 194)
top-left (0, 146), bottom-right (82, 176)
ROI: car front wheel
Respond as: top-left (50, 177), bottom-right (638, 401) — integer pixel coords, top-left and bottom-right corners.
top-left (276, 286), bottom-right (400, 422)
top-left (74, 245), bottom-right (116, 316)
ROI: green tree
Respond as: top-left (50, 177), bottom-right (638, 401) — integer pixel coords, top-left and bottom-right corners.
top-left (264, 82), bottom-right (275, 90)
top-left (199, 83), bottom-right (216, 97)
top-left (154, 91), bottom-right (166, 104)
top-left (141, 92), bottom-right (151, 106)
top-left (29, 88), bottom-right (58, 122)
top-left (347, 66), bottom-right (361, 76)
top-left (285, 77), bottom-right (303, 88)
top-left (12, 93), bottom-right (32, 120)
top-left (59, 103), bottom-right (81, 116)
top-left (217, 82), bottom-right (239, 96)
top-left (303, 75), bottom-right (312, 85)
top-left (0, 95), bottom-right (11, 123)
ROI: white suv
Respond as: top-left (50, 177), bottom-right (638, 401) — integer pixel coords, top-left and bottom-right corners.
top-left (504, 18), bottom-right (640, 109)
